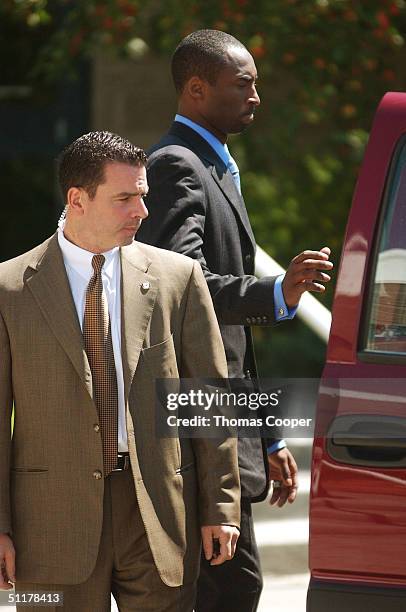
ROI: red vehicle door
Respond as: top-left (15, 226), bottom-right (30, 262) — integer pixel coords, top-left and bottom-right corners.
top-left (308, 92), bottom-right (406, 611)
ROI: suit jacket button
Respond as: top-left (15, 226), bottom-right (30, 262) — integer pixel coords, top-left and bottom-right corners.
top-left (93, 424), bottom-right (100, 432)
top-left (245, 254), bottom-right (252, 263)
top-left (93, 470), bottom-right (102, 480)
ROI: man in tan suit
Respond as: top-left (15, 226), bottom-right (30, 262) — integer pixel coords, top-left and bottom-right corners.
top-left (0, 131), bottom-right (240, 611)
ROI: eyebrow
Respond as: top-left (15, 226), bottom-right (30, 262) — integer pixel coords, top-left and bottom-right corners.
top-left (237, 74), bottom-right (258, 82)
top-left (113, 188), bottom-right (149, 197)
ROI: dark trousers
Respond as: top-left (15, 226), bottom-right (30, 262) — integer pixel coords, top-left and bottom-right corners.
top-left (196, 499), bottom-right (263, 612)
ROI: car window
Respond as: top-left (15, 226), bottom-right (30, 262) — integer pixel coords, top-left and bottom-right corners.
top-left (364, 136), bottom-right (406, 355)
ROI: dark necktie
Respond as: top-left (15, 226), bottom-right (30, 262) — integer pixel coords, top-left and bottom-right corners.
top-left (83, 254), bottom-right (118, 476)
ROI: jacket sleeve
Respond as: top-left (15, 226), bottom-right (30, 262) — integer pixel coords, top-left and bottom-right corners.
top-left (180, 260), bottom-right (241, 527)
top-left (139, 150), bottom-right (278, 326)
top-left (0, 309), bottom-right (13, 534)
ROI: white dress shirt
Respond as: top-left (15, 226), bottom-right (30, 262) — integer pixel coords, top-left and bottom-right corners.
top-left (57, 227), bottom-right (128, 452)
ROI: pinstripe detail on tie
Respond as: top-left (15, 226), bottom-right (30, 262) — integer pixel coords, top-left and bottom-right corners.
top-left (83, 254), bottom-right (118, 477)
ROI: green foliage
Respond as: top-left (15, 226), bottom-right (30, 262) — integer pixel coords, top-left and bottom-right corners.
top-left (254, 319), bottom-right (327, 378)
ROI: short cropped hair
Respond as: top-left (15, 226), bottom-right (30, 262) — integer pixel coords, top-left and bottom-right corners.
top-left (57, 131), bottom-right (147, 201)
top-left (171, 29), bottom-right (246, 93)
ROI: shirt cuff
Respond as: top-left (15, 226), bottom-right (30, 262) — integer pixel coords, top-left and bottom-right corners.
top-left (274, 275), bottom-right (298, 321)
top-left (267, 439), bottom-right (287, 455)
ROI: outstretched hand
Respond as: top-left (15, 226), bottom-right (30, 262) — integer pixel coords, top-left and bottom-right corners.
top-left (282, 246), bottom-right (333, 308)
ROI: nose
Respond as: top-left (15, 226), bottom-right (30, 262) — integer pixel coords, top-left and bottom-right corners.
top-left (131, 196), bottom-right (149, 220)
top-left (250, 84), bottom-right (260, 107)
top-left (139, 197), bottom-right (149, 219)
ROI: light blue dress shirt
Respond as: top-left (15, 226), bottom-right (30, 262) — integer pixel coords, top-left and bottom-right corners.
top-left (175, 115), bottom-right (295, 454)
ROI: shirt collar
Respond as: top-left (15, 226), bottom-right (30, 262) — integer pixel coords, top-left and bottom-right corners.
top-left (174, 114), bottom-right (232, 168)
top-left (57, 225), bottom-right (119, 282)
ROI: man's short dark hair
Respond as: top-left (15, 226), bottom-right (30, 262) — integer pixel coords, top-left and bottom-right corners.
top-left (171, 29), bottom-right (246, 93)
top-left (57, 131), bottom-right (147, 202)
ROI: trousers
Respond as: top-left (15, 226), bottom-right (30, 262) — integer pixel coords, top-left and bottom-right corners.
top-left (15, 468), bottom-right (196, 611)
top-left (195, 499), bottom-right (263, 612)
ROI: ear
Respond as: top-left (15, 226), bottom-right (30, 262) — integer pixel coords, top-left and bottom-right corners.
top-left (66, 187), bottom-right (85, 214)
top-left (185, 76), bottom-right (207, 101)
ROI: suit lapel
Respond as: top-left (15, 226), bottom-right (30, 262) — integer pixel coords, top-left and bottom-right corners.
top-left (25, 233), bottom-right (93, 397)
top-left (168, 122), bottom-right (256, 250)
top-left (210, 165), bottom-right (256, 247)
top-left (120, 243), bottom-right (158, 402)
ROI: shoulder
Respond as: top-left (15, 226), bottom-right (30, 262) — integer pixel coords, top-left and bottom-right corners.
top-left (125, 241), bottom-right (204, 299)
top-left (148, 138), bottom-right (208, 174)
top-left (127, 241), bottom-right (197, 278)
top-left (0, 235), bottom-right (54, 290)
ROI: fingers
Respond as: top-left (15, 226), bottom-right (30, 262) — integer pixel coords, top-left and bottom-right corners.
top-left (202, 526), bottom-right (239, 566)
top-left (287, 457), bottom-right (299, 504)
top-left (276, 484), bottom-right (290, 507)
top-left (287, 484), bottom-right (298, 504)
top-left (270, 482), bottom-right (281, 506)
top-left (289, 454), bottom-right (299, 489)
top-left (231, 529), bottom-right (239, 555)
top-left (283, 247), bottom-right (333, 306)
top-left (0, 538), bottom-right (15, 590)
top-left (201, 527), bottom-right (214, 561)
top-left (268, 449), bottom-right (299, 507)
top-left (0, 562), bottom-right (13, 590)
top-left (210, 530), bottom-right (236, 566)
top-left (290, 249), bottom-right (332, 266)
top-left (273, 452), bottom-right (293, 487)
top-left (293, 269), bottom-right (331, 282)
top-left (4, 548), bottom-right (15, 585)
top-left (211, 534), bottom-right (232, 566)
top-left (281, 451), bottom-right (299, 499)
top-left (270, 479), bottom-right (298, 508)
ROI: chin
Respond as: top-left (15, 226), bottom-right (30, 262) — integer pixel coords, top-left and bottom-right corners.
top-left (122, 236), bottom-right (135, 246)
top-left (230, 122), bottom-right (251, 135)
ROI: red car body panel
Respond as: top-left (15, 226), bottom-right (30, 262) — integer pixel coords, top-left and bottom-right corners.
top-left (309, 93), bottom-right (406, 591)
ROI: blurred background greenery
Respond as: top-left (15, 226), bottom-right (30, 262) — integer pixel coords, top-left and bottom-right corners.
top-left (1, 0), bottom-right (406, 376)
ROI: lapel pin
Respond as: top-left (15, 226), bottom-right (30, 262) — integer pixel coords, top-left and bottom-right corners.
top-left (141, 281), bottom-right (150, 293)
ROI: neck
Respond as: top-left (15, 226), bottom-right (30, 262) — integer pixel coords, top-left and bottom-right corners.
top-left (177, 104), bottom-right (228, 144)
top-left (63, 221), bottom-right (105, 254)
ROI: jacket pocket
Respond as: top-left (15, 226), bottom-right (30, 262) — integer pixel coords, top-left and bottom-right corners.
top-left (11, 467), bottom-right (48, 474)
top-left (141, 333), bottom-right (179, 378)
top-left (142, 333), bottom-right (174, 356)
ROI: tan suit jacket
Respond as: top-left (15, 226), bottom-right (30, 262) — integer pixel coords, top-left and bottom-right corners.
top-left (0, 234), bottom-right (240, 587)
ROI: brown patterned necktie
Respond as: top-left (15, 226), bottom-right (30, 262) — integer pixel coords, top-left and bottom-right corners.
top-left (83, 254), bottom-right (118, 477)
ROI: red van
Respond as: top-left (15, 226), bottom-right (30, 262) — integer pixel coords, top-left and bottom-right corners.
top-left (307, 92), bottom-right (406, 610)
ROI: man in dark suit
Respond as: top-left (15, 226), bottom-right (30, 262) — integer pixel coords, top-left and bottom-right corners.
top-left (137, 30), bottom-right (333, 612)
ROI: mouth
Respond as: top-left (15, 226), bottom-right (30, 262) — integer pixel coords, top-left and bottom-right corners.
top-left (242, 112), bottom-right (255, 122)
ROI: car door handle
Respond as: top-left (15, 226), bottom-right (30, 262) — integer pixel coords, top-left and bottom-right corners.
top-left (327, 414), bottom-right (406, 467)
top-left (332, 436), bottom-right (406, 449)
